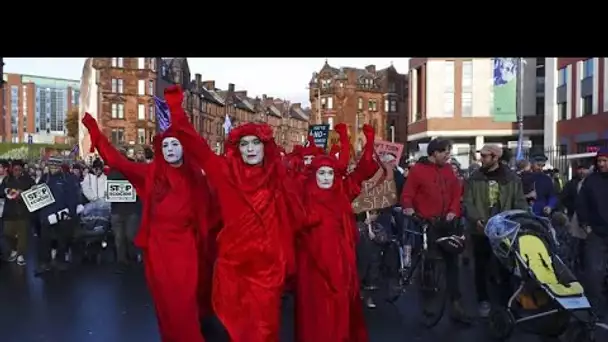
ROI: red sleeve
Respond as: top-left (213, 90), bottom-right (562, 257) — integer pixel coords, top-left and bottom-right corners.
top-left (88, 120), bottom-right (148, 192)
top-left (401, 165), bottom-right (421, 210)
top-left (344, 136), bottom-right (379, 201)
top-left (337, 130), bottom-right (350, 173)
top-left (447, 170), bottom-right (462, 216)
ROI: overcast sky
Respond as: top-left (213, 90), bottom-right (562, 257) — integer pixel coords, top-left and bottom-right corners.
top-left (4, 58), bottom-right (410, 105)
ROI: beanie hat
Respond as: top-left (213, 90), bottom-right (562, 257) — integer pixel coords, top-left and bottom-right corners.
top-left (597, 147), bottom-right (608, 158)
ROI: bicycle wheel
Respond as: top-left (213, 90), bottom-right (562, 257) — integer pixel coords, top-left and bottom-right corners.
top-left (417, 254), bottom-right (448, 328)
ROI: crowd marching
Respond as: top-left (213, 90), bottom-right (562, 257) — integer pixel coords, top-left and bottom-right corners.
top-left (0, 84), bottom-right (606, 342)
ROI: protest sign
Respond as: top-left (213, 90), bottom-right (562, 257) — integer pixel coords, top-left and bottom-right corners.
top-left (21, 184), bottom-right (56, 212)
top-left (308, 124), bottom-right (330, 149)
top-left (374, 140), bottom-right (404, 168)
top-left (352, 166), bottom-right (398, 213)
top-left (106, 180), bottom-right (137, 202)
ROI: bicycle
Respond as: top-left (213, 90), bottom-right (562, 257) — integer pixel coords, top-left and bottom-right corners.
top-left (385, 213), bottom-right (449, 328)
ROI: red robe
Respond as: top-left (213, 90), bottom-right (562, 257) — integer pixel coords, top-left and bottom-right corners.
top-left (164, 88), bottom-right (306, 342)
top-left (82, 109), bottom-right (219, 342)
top-left (294, 128), bottom-right (378, 342)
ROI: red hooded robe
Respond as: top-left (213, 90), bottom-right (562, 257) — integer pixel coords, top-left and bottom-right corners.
top-left (294, 124), bottom-right (378, 342)
top-left (82, 102), bottom-right (219, 342)
top-left (163, 88), bottom-right (306, 342)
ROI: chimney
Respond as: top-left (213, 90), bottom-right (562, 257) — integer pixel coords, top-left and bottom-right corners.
top-left (235, 91), bottom-right (247, 98)
top-left (195, 73), bottom-right (202, 88)
top-left (203, 80), bottom-right (215, 90)
top-left (292, 103), bottom-right (301, 109)
top-left (262, 94), bottom-right (267, 101)
top-left (228, 83), bottom-right (235, 92)
top-left (365, 64), bottom-right (376, 73)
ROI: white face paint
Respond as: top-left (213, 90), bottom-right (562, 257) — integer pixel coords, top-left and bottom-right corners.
top-left (303, 155), bottom-right (314, 165)
top-left (161, 137), bottom-right (183, 164)
top-left (239, 135), bottom-right (264, 165)
top-left (316, 166), bottom-right (335, 189)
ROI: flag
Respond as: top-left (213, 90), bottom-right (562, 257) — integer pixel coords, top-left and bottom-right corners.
top-left (515, 134), bottom-right (524, 161)
top-left (69, 144), bottom-right (79, 156)
top-left (154, 96), bottom-right (172, 133)
top-left (492, 58), bottom-right (518, 122)
top-left (223, 114), bottom-right (232, 135)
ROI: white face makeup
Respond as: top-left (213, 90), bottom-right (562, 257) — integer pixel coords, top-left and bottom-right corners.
top-left (303, 155), bottom-right (314, 165)
top-left (239, 135), bottom-right (264, 165)
top-left (316, 166), bottom-right (335, 189)
top-left (161, 137), bottom-right (183, 164)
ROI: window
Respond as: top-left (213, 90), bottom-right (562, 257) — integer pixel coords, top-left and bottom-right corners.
top-left (390, 100), bottom-right (397, 112)
top-left (358, 97), bottom-right (363, 110)
top-left (321, 97), bottom-right (333, 110)
top-left (444, 61), bottom-right (455, 92)
top-left (138, 104), bottom-right (145, 120)
top-left (111, 58), bottom-right (123, 68)
top-left (149, 58), bottom-right (156, 71)
top-left (388, 82), bottom-right (396, 93)
top-left (558, 68), bottom-right (567, 86)
top-left (443, 91), bottom-right (454, 116)
top-left (536, 97), bottom-right (545, 115)
top-left (384, 99), bottom-right (389, 112)
top-left (111, 79), bottom-right (117, 93)
top-left (583, 59), bottom-right (593, 78)
top-left (138, 80), bottom-right (145, 95)
top-left (582, 95), bottom-right (593, 115)
top-left (111, 103), bottom-right (124, 119)
top-left (138, 57), bottom-right (145, 69)
top-left (558, 102), bottom-right (567, 120)
top-left (327, 117), bottom-right (334, 130)
top-left (461, 92), bottom-right (472, 116)
top-left (111, 128), bottom-right (125, 145)
top-left (148, 80), bottom-right (154, 95)
top-left (462, 60), bottom-right (473, 92)
top-left (368, 100), bottom-right (377, 111)
top-left (137, 128), bottom-right (146, 144)
top-left (149, 104), bottom-right (155, 121)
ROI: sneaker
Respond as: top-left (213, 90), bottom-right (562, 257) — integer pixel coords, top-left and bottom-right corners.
top-left (450, 299), bottom-right (473, 325)
top-left (51, 249), bottom-right (57, 260)
top-left (7, 251), bottom-right (17, 262)
top-left (16, 255), bottom-right (26, 266)
top-left (34, 263), bottom-right (52, 276)
top-left (365, 297), bottom-right (377, 309)
top-left (478, 301), bottom-right (491, 318)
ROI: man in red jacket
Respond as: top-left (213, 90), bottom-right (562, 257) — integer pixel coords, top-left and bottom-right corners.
top-left (401, 138), bottom-right (471, 325)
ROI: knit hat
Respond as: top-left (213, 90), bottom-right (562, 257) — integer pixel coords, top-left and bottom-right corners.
top-left (478, 144), bottom-right (503, 158)
top-left (597, 147), bottom-right (608, 158)
top-left (47, 157), bottom-right (63, 166)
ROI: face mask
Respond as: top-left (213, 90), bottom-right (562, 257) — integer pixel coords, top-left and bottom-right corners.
top-left (303, 155), bottom-right (314, 165)
top-left (316, 166), bottom-right (335, 189)
top-left (161, 137), bottom-right (183, 164)
top-left (239, 135), bottom-right (264, 165)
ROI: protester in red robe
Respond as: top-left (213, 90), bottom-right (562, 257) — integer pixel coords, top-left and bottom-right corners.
top-left (295, 123), bottom-right (377, 342)
top-left (81, 95), bottom-right (220, 342)
top-left (163, 86), bottom-right (306, 342)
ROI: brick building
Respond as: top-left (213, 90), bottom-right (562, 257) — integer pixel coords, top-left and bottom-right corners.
top-left (0, 73), bottom-right (79, 143)
top-left (308, 60), bottom-right (408, 150)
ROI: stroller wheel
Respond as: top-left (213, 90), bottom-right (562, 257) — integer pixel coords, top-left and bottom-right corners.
top-left (487, 307), bottom-right (515, 340)
top-left (562, 322), bottom-right (595, 342)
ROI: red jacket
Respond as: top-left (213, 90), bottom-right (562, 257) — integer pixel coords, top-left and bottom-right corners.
top-left (401, 158), bottom-right (461, 219)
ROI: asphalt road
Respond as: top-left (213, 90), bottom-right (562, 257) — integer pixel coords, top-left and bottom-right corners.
top-left (1, 259), bottom-right (606, 342)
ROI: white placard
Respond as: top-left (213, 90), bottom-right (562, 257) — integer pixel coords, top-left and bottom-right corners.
top-left (20, 184), bottom-right (56, 212)
top-left (106, 180), bottom-right (136, 203)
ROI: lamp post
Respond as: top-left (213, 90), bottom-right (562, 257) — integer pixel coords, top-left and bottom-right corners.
top-left (0, 57), bottom-right (4, 143)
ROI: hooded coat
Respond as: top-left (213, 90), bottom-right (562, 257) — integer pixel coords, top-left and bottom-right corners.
top-left (82, 99), bottom-right (220, 342)
top-left (294, 125), bottom-right (377, 342)
top-left (164, 87), bottom-right (306, 342)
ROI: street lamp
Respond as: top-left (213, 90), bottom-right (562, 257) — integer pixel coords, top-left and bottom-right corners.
top-left (0, 57), bottom-right (5, 143)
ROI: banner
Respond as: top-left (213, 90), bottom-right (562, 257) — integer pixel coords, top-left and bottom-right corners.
top-left (21, 184), bottom-right (56, 212)
top-left (352, 167), bottom-right (398, 213)
top-left (374, 140), bottom-right (404, 168)
top-left (308, 124), bottom-right (330, 149)
top-left (492, 58), bottom-right (518, 122)
top-left (106, 180), bottom-right (137, 202)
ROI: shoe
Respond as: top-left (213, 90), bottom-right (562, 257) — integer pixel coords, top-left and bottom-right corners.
top-left (7, 251), bottom-right (17, 262)
top-left (478, 301), bottom-right (491, 318)
top-left (450, 299), bottom-right (473, 325)
top-left (16, 255), bottom-right (26, 266)
top-left (365, 297), bottom-right (377, 309)
top-left (34, 264), bottom-right (52, 276)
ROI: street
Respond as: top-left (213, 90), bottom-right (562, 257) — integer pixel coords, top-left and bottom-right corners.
top-left (3, 259), bottom-right (589, 342)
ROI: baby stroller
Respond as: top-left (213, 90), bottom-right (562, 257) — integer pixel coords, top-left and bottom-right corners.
top-left (484, 209), bottom-right (605, 341)
top-left (72, 200), bottom-right (112, 264)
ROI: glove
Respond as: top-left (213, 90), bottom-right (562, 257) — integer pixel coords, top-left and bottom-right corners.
top-left (335, 123), bottom-right (348, 137)
top-left (164, 85), bottom-right (184, 108)
top-left (362, 124), bottom-right (374, 142)
top-left (76, 204), bottom-right (84, 215)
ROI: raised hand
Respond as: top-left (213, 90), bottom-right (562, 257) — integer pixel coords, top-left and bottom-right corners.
top-left (335, 123), bottom-right (348, 137)
top-left (164, 85), bottom-right (184, 108)
top-left (362, 124), bottom-right (375, 141)
top-left (82, 113), bottom-right (98, 130)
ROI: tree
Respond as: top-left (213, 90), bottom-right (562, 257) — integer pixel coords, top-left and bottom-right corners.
top-left (65, 107), bottom-right (79, 141)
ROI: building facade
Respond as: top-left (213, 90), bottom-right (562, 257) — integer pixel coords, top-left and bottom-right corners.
top-left (408, 58), bottom-right (547, 167)
top-left (552, 57), bottom-right (608, 155)
top-left (308, 61), bottom-right (409, 149)
top-left (0, 73), bottom-right (79, 143)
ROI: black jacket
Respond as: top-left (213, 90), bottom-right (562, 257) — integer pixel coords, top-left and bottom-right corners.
top-left (107, 168), bottom-right (142, 215)
top-left (0, 174), bottom-right (35, 221)
top-left (576, 171), bottom-right (608, 236)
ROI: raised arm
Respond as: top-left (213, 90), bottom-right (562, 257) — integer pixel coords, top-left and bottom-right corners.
top-left (334, 123), bottom-right (350, 174)
top-left (82, 113), bottom-right (148, 192)
top-left (163, 86), bottom-right (223, 177)
top-left (344, 124), bottom-right (379, 201)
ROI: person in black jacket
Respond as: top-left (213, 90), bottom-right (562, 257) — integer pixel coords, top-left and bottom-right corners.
top-left (108, 148), bottom-right (143, 273)
top-left (0, 160), bottom-right (35, 266)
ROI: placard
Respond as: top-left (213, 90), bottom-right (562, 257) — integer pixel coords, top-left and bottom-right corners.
top-left (21, 184), bottom-right (56, 212)
top-left (106, 180), bottom-right (137, 203)
top-left (374, 140), bottom-right (404, 168)
top-left (308, 124), bottom-right (330, 149)
top-left (352, 167), bottom-right (398, 213)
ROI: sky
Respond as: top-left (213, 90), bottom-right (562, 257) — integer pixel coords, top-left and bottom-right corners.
top-left (4, 58), bottom-right (410, 106)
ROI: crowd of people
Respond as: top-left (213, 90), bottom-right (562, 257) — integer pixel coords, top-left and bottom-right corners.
top-left (0, 84), bottom-right (606, 342)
